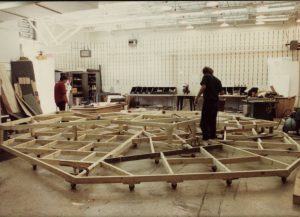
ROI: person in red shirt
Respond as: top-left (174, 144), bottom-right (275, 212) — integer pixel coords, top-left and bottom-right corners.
top-left (54, 74), bottom-right (68, 111)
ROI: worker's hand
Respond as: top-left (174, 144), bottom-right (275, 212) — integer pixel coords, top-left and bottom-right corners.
top-left (194, 97), bottom-right (198, 105)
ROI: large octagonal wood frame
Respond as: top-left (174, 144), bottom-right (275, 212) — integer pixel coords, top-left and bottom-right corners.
top-left (0, 110), bottom-right (300, 191)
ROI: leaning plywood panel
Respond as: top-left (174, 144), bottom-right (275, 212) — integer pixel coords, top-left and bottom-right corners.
top-left (0, 64), bottom-right (20, 113)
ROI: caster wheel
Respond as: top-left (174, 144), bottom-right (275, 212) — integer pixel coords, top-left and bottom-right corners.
top-left (129, 184), bottom-right (135, 191)
top-left (162, 110), bottom-right (166, 114)
top-left (90, 148), bottom-right (94, 151)
top-left (67, 138), bottom-right (70, 141)
top-left (133, 143), bottom-right (138, 148)
top-left (211, 165), bottom-right (217, 172)
top-left (34, 136), bottom-right (38, 139)
top-left (37, 154), bottom-right (41, 158)
top-left (71, 183), bottom-right (77, 190)
top-left (32, 165), bottom-right (37, 170)
top-left (191, 153), bottom-right (196, 157)
top-left (155, 159), bottom-right (159, 164)
top-left (171, 183), bottom-right (177, 190)
top-left (97, 139), bottom-right (100, 142)
top-left (226, 180), bottom-right (232, 186)
top-left (281, 177), bottom-right (287, 183)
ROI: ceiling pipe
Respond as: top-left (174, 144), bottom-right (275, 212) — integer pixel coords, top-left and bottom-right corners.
top-left (34, 2), bottom-right (62, 14)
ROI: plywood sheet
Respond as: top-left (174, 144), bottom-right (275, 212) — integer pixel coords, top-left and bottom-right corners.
top-left (0, 64), bottom-right (20, 113)
top-left (23, 94), bottom-right (42, 115)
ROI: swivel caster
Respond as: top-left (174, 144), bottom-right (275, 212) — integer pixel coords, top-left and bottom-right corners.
top-left (90, 148), bottom-right (94, 151)
top-left (70, 183), bottom-right (77, 190)
top-left (226, 180), bottom-right (232, 186)
top-left (67, 138), bottom-right (70, 141)
top-left (171, 183), bottom-right (177, 190)
top-left (34, 136), bottom-right (38, 139)
top-left (129, 184), bottom-right (135, 191)
top-left (97, 139), bottom-right (100, 142)
top-left (281, 177), bottom-right (287, 183)
top-left (191, 153), bottom-right (196, 158)
top-left (155, 159), bottom-right (159, 164)
top-left (32, 165), bottom-right (37, 170)
top-left (211, 165), bottom-right (217, 172)
top-left (37, 154), bottom-right (41, 158)
top-left (133, 143), bottom-right (138, 148)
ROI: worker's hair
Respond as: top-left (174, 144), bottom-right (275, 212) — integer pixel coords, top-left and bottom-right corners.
top-left (202, 66), bottom-right (214, 74)
top-left (60, 74), bottom-right (68, 81)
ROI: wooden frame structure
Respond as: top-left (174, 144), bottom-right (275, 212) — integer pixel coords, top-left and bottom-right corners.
top-left (1, 110), bottom-right (300, 192)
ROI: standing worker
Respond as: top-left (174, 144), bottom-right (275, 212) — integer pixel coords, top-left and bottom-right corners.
top-left (54, 74), bottom-right (68, 111)
top-left (194, 66), bottom-right (222, 145)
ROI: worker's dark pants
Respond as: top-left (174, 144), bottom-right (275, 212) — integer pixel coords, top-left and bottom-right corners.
top-left (200, 100), bottom-right (218, 140)
top-left (56, 102), bottom-right (66, 111)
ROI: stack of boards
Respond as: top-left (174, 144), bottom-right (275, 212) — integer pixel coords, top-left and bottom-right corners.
top-left (0, 61), bottom-right (43, 119)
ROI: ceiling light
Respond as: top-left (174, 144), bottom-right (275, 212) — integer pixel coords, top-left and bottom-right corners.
top-left (161, 5), bottom-right (172, 11)
top-left (179, 20), bottom-right (188, 24)
top-left (297, 19), bottom-right (300, 23)
top-left (186, 25), bottom-right (194, 30)
top-left (217, 15), bottom-right (248, 22)
top-left (169, 11), bottom-right (204, 18)
top-left (256, 15), bottom-right (266, 19)
top-left (220, 22), bottom-right (229, 27)
top-left (256, 6), bottom-right (294, 13)
top-left (212, 8), bottom-right (248, 15)
top-left (256, 21), bottom-right (265, 25)
top-left (256, 5), bottom-right (268, 12)
top-left (256, 17), bottom-right (289, 22)
top-left (206, 1), bottom-right (219, 7)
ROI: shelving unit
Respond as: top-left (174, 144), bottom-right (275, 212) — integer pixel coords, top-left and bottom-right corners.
top-left (71, 73), bottom-right (84, 105)
top-left (87, 73), bottom-right (97, 102)
top-left (55, 66), bottom-right (102, 106)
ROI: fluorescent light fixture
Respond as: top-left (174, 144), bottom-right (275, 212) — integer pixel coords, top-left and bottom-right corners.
top-left (256, 15), bottom-right (266, 19)
top-left (169, 11), bottom-right (204, 18)
top-left (161, 5), bottom-right (172, 11)
top-left (256, 6), bottom-right (295, 13)
top-left (256, 15), bottom-right (288, 19)
top-left (256, 17), bottom-right (289, 22)
top-left (179, 20), bottom-right (188, 24)
top-left (217, 15), bottom-right (248, 22)
top-left (186, 25), bottom-right (194, 29)
top-left (256, 5), bottom-right (268, 12)
top-left (213, 8), bottom-right (248, 15)
top-left (256, 21), bottom-right (265, 25)
top-left (220, 22), bottom-right (229, 27)
top-left (207, 1), bottom-right (218, 7)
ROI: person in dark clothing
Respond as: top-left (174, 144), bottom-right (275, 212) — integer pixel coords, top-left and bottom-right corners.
top-left (194, 67), bottom-right (222, 145)
top-left (54, 75), bottom-right (68, 111)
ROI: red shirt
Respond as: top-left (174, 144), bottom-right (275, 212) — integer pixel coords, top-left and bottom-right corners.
top-left (54, 81), bottom-right (67, 103)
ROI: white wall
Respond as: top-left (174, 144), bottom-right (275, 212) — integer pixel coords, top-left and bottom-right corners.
top-left (20, 38), bottom-right (56, 113)
top-left (53, 24), bottom-right (300, 95)
top-left (0, 20), bottom-right (21, 79)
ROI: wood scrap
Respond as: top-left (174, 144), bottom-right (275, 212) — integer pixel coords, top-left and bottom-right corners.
top-left (294, 169), bottom-right (300, 205)
top-left (0, 64), bottom-right (21, 114)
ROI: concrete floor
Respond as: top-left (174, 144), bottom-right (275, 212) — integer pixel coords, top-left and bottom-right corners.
top-left (1, 151), bottom-right (300, 217)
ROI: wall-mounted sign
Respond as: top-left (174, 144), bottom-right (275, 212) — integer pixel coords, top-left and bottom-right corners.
top-left (18, 19), bottom-right (36, 40)
top-left (80, 50), bottom-right (91, 57)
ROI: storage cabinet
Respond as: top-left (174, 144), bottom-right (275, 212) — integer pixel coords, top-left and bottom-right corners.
top-left (55, 68), bottom-right (102, 106)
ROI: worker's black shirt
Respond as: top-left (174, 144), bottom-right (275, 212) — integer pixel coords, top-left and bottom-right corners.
top-left (200, 74), bottom-right (222, 102)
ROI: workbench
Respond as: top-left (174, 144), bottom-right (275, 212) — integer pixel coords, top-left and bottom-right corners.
top-left (71, 102), bottom-right (125, 113)
top-left (127, 94), bottom-right (177, 109)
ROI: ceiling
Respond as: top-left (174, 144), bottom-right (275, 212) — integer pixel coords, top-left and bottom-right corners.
top-left (1, 1), bottom-right (300, 33)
